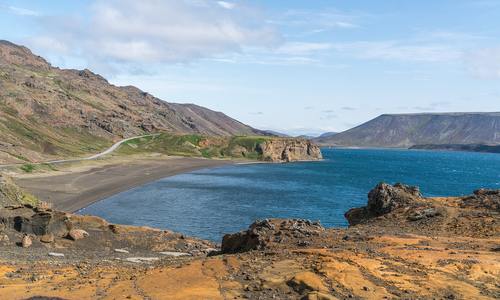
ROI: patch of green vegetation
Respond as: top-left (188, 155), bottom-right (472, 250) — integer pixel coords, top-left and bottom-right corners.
top-left (229, 136), bottom-right (268, 149)
top-left (20, 163), bottom-right (36, 173)
top-left (41, 163), bottom-right (58, 171)
top-left (115, 133), bottom-right (271, 161)
top-left (20, 192), bottom-right (38, 206)
top-left (7, 152), bottom-right (29, 162)
top-left (0, 175), bottom-right (39, 207)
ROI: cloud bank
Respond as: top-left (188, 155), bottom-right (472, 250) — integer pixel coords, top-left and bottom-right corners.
top-left (30, 0), bottom-right (279, 71)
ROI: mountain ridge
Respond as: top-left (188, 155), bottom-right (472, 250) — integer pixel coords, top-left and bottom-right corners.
top-left (315, 112), bottom-right (500, 147)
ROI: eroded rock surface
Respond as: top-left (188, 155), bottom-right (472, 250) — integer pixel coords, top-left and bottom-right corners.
top-left (257, 139), bottom-right (323, 162)
top-left (222, 219), bottom-right (324, 253)
top-left (0, 184), bottom-right (498, 299)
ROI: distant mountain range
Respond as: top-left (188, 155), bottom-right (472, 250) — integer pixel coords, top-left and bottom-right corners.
top-left (0, 40), bottom-right (266, 163)
top-left (315, 113), bottom-right (500, 148)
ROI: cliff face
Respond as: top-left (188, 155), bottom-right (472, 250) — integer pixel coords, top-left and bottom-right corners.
top-left (258, 139), bottom-right (323, 162)
top-left (0, 40), bottom-right (266, 164)
top-left (316, 113), bottom-right (500, 147)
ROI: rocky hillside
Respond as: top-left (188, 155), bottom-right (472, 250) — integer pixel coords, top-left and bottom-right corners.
top-left (0, 183), bottom-right (498, 299)
top-left (316, 113), bottom-right (500, 147)
top-left (0, 40), bottom-right (265, 164)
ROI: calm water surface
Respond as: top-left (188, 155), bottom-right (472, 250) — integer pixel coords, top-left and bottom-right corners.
top-left (80, 148), bottom-right (500, 241)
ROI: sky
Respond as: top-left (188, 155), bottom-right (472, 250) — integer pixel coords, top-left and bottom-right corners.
top-left (1, 0), bottom-right (500, 136)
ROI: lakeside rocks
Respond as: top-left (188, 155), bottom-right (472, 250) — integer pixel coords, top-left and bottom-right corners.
top-left (68, 229), bottom-right (89, 241)
top-left (0, 183), bottom-right (499, 299)
top-left (345, 182), bottom-right (424, 225)
top-left (221, 219), bottom-right (324, 253)
top-left (257, 139), bottom-right (323, 162)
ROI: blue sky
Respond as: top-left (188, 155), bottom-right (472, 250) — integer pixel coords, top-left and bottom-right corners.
top-left (1, 0), bottom-right (499, 135)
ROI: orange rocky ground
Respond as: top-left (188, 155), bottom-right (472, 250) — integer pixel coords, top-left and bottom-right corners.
top-left (0, 183), bottom-right (498, 299)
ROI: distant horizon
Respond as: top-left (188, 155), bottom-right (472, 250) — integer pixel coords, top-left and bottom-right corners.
top-left (1, 0), bottom-right (499, 133)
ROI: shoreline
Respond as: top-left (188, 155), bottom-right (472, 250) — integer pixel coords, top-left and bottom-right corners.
top-left (14, 157), bottom-right (234, 213)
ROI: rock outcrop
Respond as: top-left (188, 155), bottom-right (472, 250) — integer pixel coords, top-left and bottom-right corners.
top-left (345, 182), bottom-right (423, 225)
top-left (221, 219), bottom-right (324, 253)
top-left (257, 139), bottom-right (323, 162)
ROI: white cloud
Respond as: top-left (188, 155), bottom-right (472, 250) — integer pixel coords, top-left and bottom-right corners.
top-left (217, 1), bottom-right (235, 10)
top-left (331, 41), bottom-right (462, 62)
top-left (465, 47), bottom-right (500, 79)
top-left (276, 42), bottom-right (332, 55)
top-left (270, 8), bottom-right (362, 35)
top-left (30, 0), bottom-right (279, 72)
top-left (8, 6), bottom-right (40, 16)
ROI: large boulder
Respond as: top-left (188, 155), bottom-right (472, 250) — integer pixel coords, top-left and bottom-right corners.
top-left (221, 219), bottom-right (324, 254)
top-left (367, 183), bottom-right (422, 215)
top-left (0, 205), bottom-right (72, 237)
top-left (345, 183), bottom-right (423, 225)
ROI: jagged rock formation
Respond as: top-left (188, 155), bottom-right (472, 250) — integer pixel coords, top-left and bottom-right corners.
top-left (345, 183), bottom-right (424, 225)
top-left (221, 219), bottom-right (325, 253)
top-left (0, 40), bottom-right (266, 163)
top-left (316, 113), bottom-right (500, 147)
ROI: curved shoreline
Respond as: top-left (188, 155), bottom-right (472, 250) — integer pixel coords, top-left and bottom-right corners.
top-left (14, 157), bottom-right (234, 213)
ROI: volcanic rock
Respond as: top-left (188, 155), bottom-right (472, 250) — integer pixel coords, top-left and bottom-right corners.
top-left (21, 234), bottom-right (32, 248)
top-left (345, 182), bottom-right (423, 225)
top-left (40, 233), bottom-right (55, 243)
top-left (221, 219), bottom-right (324, 253)
top-left (257, 139), bottom-right (322, 162)
top-left (68, 229), bottom-right (89, 241)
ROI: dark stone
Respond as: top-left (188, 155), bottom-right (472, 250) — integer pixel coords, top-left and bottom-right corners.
top-left (221, 219), bottom-right (324, 254)
top-left (345, 182), bottom-right (423, 226)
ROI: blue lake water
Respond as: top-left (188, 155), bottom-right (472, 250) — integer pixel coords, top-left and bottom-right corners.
top-left (79, 148), bottom-right (500, 241)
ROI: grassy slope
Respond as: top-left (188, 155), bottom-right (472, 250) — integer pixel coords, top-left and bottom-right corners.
top-left (115, 134), bottom-right (272, 160)
top-left (0, 176), bottom-right (38, 206)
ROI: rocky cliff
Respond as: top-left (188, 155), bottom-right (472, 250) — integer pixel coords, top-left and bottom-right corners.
top-left (316, 112), bottom-right (500, 147)
top-left (0, 40), bottom-right (266, 164)
top-left (258, 139), bottom-right (323, 162)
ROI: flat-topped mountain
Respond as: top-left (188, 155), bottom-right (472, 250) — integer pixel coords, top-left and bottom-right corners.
top-left (316, 112), bottom-right (500, 148)
top-left (0, 40), bottom-right (264, 163)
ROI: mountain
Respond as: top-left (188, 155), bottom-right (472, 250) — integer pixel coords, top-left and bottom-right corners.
top-left (317, 113), bottom-right (500, 148)
top-left (0, 40), bottom-right (264, 163)
top-left (312, 132), bottom-right (337, 143)
top-left (261, 130), bottom-right (289, 137)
